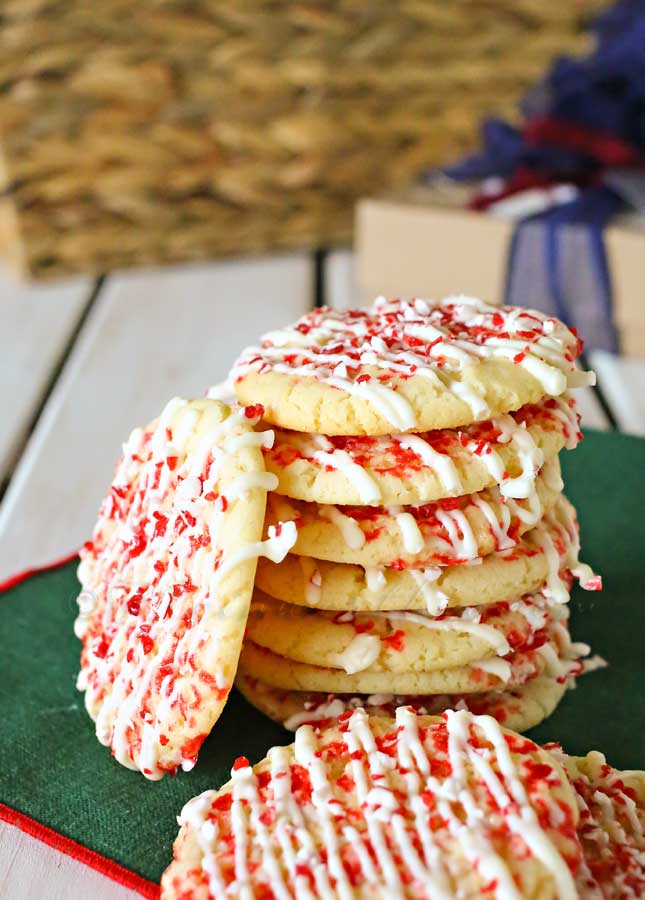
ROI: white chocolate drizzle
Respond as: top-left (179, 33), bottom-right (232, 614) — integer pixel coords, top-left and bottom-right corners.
top-left (391, 433), bottom-right (463, 493)
top-left (473, 657), bottom-right (513, 683)
top-left (408, 568), bottom-right (449, 616)
top-left (282, 697), bottom-right (348, 732)
top-left (329, 634), bottom-right (382, 674)
top-left (211, 521), bottom-right (297, 588)
top-left (370, 608), bottom-right (512, 658)
top-left (317, 505), bottom-right (365, 550)
top-left (472, 494), bottom-right (515, 550)
top-left (387, 506), bottom-right (425, 554)
top-left (364, 566), bottom-right (387, 593)
top-left (311, 435), bottom-right (382, 504)
top-left (231, 296), bottom-right (590, 429)
top-left (298, 557), bottom-right (323, 607)
top-left (494, 415), bottom-right (544, 500)
top-left (175, 708), bottom-right (579, 899)
top-left (434, 507), bottom-right (478, 560)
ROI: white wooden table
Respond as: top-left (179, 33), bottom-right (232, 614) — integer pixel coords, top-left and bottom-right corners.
top-left (1, 249), bottom-right (644, 899)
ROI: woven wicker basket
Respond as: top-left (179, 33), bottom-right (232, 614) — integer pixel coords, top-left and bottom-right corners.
top-left (0, 0), bottom-right (604, 279)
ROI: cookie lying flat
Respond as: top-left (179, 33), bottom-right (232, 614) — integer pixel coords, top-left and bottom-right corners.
top-left (238, 634), bottom-right (556, 695)
top-left (75, 398), bottom-right (296, 778)
top-left (549, 748), bottom-right (645, 898)
top-left (246, 587), bottom-right (569, 675)
top-left (231, 296), bottom-right (593, 435)
top-left (161, 707), bottom-right (581, 899)
top-left (265, 459), bottom-right (560, 568)
top-left (257, 496), bottom-right (599, 614)
top-left (264, 394), bottom-right (579, 506)
top-left (239, 608), bottom-right (599, 695)
top-left (235, 670), bottom-right (569, 734)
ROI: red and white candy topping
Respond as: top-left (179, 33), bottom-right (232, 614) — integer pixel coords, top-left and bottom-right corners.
top-left (75, 398), bottom-right (296, 778)
top-left (232, 296), bottom-right (593, 431)
top-left (236, 673), bottom-right (565, 734)
top-left (548, 747), bottom-right (645, 898)
top-left (266, 394), bottom-right (580, 505)
top-left (162, 708), bottom-right (581, 899)
top-left (266, 462), bottom-right (558, 568)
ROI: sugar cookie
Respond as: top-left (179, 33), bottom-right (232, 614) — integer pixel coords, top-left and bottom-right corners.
top-left (264, 395), bottom-right (579, 505)
top-left (161, 707), bottom-right (581, 900)
top-left (264, 459), bottom-right (560, 568)
top-left (246, 586), bottom-right (567, 675)
top-left (75, 398), bottom-right (296, 778)
top-left (232, 296), bottom-right (592, 435)
top-left (235, 670), bottom-right (569, 734)
top-left (256, 496), bottom-right (598, 614)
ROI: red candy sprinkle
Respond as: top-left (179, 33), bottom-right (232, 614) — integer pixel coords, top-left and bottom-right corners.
top-left (212, 793), bottom-right (233, 812)
top-left (139, 633), bottom-right (154, 655)
top-left (383, 629), bottom-right (406, 652)
top-left (152, 512), bottom-right (168, 538)
top-left (233, 756), bottom-right (250, 771)
top-left (127, 593), bottom-right (142, 616)
top-left (93, 637), bottom-right (110, 659)
top-left (583, 575), bottom-right (603, 591)
top-left (336, 772), bottom-right (355, 793)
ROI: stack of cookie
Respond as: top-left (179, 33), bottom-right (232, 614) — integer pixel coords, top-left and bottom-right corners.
top-left (229, 296), bottom-right (602, 733)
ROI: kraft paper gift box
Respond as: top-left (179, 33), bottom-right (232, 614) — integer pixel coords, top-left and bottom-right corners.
top-left (355, 183), bottom-right (645, 358)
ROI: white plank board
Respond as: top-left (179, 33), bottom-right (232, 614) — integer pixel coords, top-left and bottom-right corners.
top-left (0, 268), bottom-right (92, 481)
top-left (590, 350), bottom-right (645, 436)
top-left (324, 250), bottom-right (609, 432)
top-left (573, 382), bottom-right (610, 433)
top-left (0, 822), bottom-right (140, 900)
top-left (0, 255), bottom-right (312, 580)
top-left (324, 248), bottom-right (370, 309)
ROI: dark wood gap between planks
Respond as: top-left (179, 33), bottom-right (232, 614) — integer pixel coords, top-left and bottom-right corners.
top-left (313, 247), bottom-right (327, 309)
top-left (580, 353), bottom-right (618, 431)
top-left (0, 274), bottom-right (107, 504)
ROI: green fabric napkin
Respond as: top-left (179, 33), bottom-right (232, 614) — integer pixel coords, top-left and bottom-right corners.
top-left (1, 429), bottom-right (643, 886)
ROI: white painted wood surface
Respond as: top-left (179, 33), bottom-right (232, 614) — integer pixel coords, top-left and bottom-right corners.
top-left (572, 382), bottom-right (610, 432)
top-left (0, 256), bottom-right (312, 581)
top-left (323, 247), bottom-right (368, 309)
top-left (0, 270), bottom-right (92, 481)
top-left (590, 350), bottom-right (645, 436)
top-left (0, 822), bottom-right (141, 900)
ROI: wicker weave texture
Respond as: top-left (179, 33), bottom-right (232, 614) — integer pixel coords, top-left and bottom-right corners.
top-left (0, 0), bottom-right (604, 278)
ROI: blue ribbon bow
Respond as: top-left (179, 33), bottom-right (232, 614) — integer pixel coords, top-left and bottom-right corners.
top-left (439, 0), bottom-right (645, 352)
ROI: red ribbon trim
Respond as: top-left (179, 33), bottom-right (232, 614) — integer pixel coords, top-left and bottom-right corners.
top-left (0, 553), bottom-right (161, 898)
top-left (523, 116), bottom-right (640, 167)
top-left (467, 168), bottom-right (557, 211)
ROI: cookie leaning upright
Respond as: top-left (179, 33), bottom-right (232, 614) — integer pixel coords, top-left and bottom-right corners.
top-left (231, 295), bottom-right (593, 435)
top-left (75, 398), bottom-right (294, 779)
